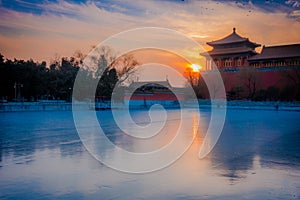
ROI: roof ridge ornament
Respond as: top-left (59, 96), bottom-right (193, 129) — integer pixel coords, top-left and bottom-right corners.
top-left (233, 27), bottom-right (236, 33)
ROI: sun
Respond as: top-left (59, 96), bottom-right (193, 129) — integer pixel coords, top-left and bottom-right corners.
top-left (190, 64), bottom-right (201, 72)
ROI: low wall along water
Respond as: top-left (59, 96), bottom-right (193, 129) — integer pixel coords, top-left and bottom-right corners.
top-left (0, 101), bottom-right (89, 112)
top-left (1, 100), bottom-right (300, 112)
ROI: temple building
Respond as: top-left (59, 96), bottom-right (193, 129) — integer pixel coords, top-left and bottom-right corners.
top-left (201, 28), bottom-right (261, 71)
top-left (201, 28), bottom-right (300, 71)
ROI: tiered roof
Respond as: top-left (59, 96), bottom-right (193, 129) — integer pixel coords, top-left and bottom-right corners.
top-left (207, 28), bottom-right (260, 47)
top-left (206, 47), bottom-right (257, 56)
top-left (202, 28), bottom-right (260, 57)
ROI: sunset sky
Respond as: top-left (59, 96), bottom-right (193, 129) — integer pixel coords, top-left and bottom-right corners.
top-left (0, 0), bottom-right (300, 84)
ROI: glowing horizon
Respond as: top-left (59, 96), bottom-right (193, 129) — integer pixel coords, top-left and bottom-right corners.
top-left (0, 0), bottom-right (299, 63)
top-left (0, 0), bottom-right (299, 86)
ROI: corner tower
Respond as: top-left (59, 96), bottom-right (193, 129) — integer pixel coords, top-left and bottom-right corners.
top-left (201, 28), bottom-right (260, 71)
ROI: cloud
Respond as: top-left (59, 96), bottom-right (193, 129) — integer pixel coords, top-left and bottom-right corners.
top-left (285, 0), bottom-right (300, 8)
top-left (0, 0), bottom-right (299, 63)
top-left (289, 9), bottom-right (300, 20)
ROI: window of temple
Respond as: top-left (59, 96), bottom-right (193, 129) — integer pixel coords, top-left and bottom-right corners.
top-left (237, 58), bottom-right (242, 66)
top-left (216, 60), bottom-right (220, 68)
top-left (266, 62), bottom-right (273, 67)
top-left (224, 59), bottom-right (232, 67)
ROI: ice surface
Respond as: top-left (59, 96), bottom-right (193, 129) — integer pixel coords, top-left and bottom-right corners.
top-left (0, 109), bottom-right (299, 199)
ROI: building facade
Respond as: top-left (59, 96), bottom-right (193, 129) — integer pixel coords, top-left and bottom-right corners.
top-left (124, 81), bottom-right (185, 108)
top-left (198, 28), bottom-right (300, 100)
top-left (248, 44), bottom-right (300, 70)
top-left (201, 28), bottom-right (261, 71)
top-left (201, 28), bottom-right (300, 72)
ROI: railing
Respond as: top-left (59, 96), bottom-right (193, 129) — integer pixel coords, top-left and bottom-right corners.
top-left (202, 65), bottom-right (300, 73)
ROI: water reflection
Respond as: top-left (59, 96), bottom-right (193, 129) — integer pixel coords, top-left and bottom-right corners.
top-left (97, 109), bottom-right (182, 153)
top-left (0, 112), bottom-right (84, 165)
top-left (0, 109), bottom-right (300, 199)
top-left (259, 131), bottom-right (300, 169)
top-left (207, 109), bottom-right (300, 184)
top-left (0, 135), bottom-right (2, 163)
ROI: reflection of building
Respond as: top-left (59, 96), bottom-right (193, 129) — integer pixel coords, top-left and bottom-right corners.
top-left (201, 28), bottom-right (300, 71)
top-left (201, 28), bottom-right (261, 71)
top-left (124, 81), bottom-right (185, 108)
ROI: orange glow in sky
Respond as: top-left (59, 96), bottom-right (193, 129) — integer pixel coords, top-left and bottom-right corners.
top-left (0, 0), bottom-right (299, 64)
top-left (129, 49), bottom-right (194, 86)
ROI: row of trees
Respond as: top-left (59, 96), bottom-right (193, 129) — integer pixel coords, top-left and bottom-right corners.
top-left (1, 47), bottom-right (299, 102)
top-left (0, 47), bottom-right (139, 102)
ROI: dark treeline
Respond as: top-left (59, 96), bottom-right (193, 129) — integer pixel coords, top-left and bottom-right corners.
top-left (1, 51), bottom-right (299, 102)
top-left (0, 53), bottom-right (120, 102)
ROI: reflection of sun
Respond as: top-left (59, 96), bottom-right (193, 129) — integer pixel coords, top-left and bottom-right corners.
top-left (192, 113), bottom-right (199, 137)
top-left (191, 64), bottom-right (201, 72)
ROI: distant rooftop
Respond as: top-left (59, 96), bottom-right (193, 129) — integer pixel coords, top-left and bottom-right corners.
top-left (129, 81), bottom-right (171, 89)
top-left (248, 44), bottom-right (300, 61)
top-left (207, 28), bottom-right (260, 47)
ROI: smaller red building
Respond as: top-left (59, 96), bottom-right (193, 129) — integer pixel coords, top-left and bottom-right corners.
top-left (124, 81), bottom-right (185, 108)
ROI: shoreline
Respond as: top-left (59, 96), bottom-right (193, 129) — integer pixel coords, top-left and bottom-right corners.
top-left (0, 101), bottom-right (87, 112)
top-left (197, 99), bottom-right (300, 112)
top-left (1, 100), bottom-right (300, 112)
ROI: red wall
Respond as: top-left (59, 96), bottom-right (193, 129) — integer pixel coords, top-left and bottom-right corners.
top-left (221, 70), bottom-right (296, 91)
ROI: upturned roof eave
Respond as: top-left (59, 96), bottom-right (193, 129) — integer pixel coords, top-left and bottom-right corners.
top-left (207, 39), bottom-right (260, 47)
